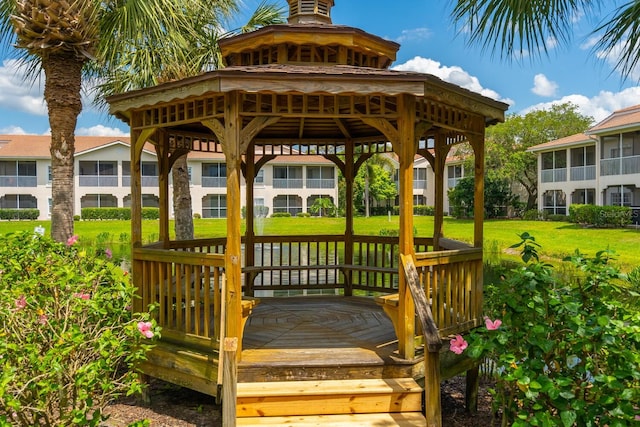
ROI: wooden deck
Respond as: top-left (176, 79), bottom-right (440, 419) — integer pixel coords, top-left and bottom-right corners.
top-left (239, 296), bottom-right (421, 383)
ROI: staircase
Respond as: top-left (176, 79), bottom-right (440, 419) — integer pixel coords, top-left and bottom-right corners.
top-left (236, 377), bottom-right (426, 426)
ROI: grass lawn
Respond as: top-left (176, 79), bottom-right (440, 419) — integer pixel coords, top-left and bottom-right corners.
top-left (2, 216), bottom-right (638, 271)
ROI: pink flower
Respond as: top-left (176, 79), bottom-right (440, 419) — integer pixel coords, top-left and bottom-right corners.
top-left (38, 314), bottom-right (48, 325)
top-left (104, 248), bottom-right (112, 259)
top-left (449, 335), bottom-right (468, 355)
top-left (73, 292), bottom-right (91, 300)
top-left (485, 317), bottom-right (502, 330)
top-left (15, 295), bottom-right (27, 310)
top-left (137, 321), bottom-right (154, 339)
top-left (66, 235), bottom-right (79, 246)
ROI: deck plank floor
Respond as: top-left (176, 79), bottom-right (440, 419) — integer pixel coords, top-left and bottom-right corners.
top-left (239, 296), bottom-right (416, 381)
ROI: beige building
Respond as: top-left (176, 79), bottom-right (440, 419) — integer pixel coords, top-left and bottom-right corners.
top-left (528, 104), bottom-right (640, 222)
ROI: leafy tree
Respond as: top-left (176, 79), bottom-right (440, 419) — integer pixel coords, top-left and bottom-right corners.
top-left (308, 197), bottom-right (337, 217)
top-left (451, 0), bottom-right (640, 80)
top-left (96, 1), bottom-right (284, 240)
top-left (448, 175), bottom-right (515, 219)
top-left (457, 103), bottom-right (592, 211)
top-left (354, 162), bottom-right (397, 216)
top-left (0, 0), bottom-right (213, 242)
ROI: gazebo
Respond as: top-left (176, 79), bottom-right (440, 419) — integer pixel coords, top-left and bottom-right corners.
top-left (107, 1), bottom-right (508, 425)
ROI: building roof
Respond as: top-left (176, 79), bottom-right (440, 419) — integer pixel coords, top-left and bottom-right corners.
top-left (527, 133), bottom-right (595, 152)
top-left (588, 104), bottom-right (640, 134)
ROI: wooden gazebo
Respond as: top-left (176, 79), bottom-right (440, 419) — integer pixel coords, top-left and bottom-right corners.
top-left (107, 1), bottom-right (508, 425)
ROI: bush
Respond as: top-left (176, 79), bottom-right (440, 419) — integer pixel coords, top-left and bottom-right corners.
top-left (296, 212), bottom-right (311, 218)
top-left (460, 233), bottom-right (640, 426)
top-left (569, 204), bottom-right (632, 228)
top-left (413, 205), bottom-right (435, 216)
top-left (141, 208), bottom-right (159, 220)
top-left (522, 209), bottom-right (547, 221)
top-left (0, 232), bottom-right (157, 426)
top-left (271, 212), bottom-right (291, 218)
top-left (547, 214), bottom-right (568, 222)
top-left (0, 209), bottom-right (39, 220)
top-left (193, 213), bottom-right (201, 219)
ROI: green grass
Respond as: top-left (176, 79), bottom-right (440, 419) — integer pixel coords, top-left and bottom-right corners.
top-left (2, 216), bottom-right (639, 271)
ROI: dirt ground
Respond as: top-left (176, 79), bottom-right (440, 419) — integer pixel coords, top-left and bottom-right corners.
top-left (103, 375), bottom-right (496, 426)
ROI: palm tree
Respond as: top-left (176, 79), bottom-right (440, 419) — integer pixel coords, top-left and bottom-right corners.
top-left (0, 0), bottom-right (211, 242)
top-left (451, 0), bottom-right (640, 80)
top-left (96, 0), bottom-right (285, 240)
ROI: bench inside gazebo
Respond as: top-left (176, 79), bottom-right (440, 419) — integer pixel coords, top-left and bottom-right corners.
top-left (107, 1), bottom-right (507, 425)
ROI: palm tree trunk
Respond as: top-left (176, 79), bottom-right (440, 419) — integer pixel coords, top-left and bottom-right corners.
top-left (43, 53), bottom-right (84, 243)
top-left (172, 155), bottom-right (194, 240)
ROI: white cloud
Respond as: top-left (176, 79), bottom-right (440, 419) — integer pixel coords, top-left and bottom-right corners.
top-left (0, 125), bottom-right (28, 134)
top-left (595, 40), bottom-right (640, 81)
top-left (395, 28), bottom-right (432, 43)
top-left (392, 56), bottom-right (514, 105)
top-left (0, 59), bottom-right (47, 116)
top-left (519, 86), bottom-right (640, 123)
top-left (76, 124), bottom-right (128, 137)
top-left (531, 74), bottom-right (559, 97)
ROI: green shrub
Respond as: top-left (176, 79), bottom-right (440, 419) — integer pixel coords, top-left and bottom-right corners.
top-left (0, 232), bottom-right (157, 426)
top-left (547, 214), bottom-right (568, 222)
top-left (193, 213), bottom-right (201, 219)
top-left (569, 204), bottom-right (632, 228)
top-left (296, 212), bottom-right (311, 218)
top-left (413, 205), bottom-right (435, 216)
top-left (0, 209), bottom-right (39, 220)
top-left (271, 212), bottom-right (291, 218)
top-left (460, 233), bottom-right (640, 426)
top-left (522, 209), bottom-right (547, 221)
top-left (141, 208), bottom-right (159, 220)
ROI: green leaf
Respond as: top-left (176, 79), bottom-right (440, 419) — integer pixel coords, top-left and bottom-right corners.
top-left (560, 411), bottom-right (577, 427)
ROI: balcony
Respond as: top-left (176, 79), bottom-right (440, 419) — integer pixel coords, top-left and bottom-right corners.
top-left (273, 178), bottom-right (303, 189)
top-left (413, 179), bottom-right (426, 190)
top-left (79, 175), bottom-right (118, 187)
top-left (306, 178), bottom-right (335, 189)
top-left (570, 165), bottom-right (596, 181)
top-left (0, 176), bottom-right (37, 187)
top-left (601, 155), bottom-right (640, 176)
top-left (541, 168), bottom-right (567, 183)
top-left (202, 176), bottom-right (227, 187)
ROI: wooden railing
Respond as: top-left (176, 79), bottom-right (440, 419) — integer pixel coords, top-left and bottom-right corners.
top-left (133, 247), bottom-right (225, 348)
top-left (414, 247), bottom-right (483, 337)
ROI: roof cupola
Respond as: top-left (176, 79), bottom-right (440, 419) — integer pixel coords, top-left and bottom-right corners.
top-left (287, 0), bottom-right (334, 24)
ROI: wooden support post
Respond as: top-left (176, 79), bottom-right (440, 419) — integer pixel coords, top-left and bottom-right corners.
top-left (244, 144), bottom-right (256, 297)
top-left (465, 365), bottom-right (480, 413)
top-left (433, 133), bottom-right (450, 250)
top-left (222, 337), bottom-right (238, 427)
top-left (157, 132), bottom-right (171, 247)
top-left (344, 140), bottom-right (354, 296)
top-left (397, 94), bottom-right (417, 360)
top-left (470, 134), bottom-right (485, 248)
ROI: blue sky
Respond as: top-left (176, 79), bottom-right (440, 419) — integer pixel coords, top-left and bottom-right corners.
top-left (1, 0), bottom-right (639, 136)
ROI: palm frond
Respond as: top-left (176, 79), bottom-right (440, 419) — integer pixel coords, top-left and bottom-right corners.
top-left (592, 0), bottom-right (640, 81)
top-left (451, 0), bottom-right (597, 61)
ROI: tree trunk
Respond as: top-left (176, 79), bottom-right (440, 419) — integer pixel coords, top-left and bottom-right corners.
top-left (43, 53), bottom-right (84, 243)
top-left (172, 155), bottom-right (194, 240)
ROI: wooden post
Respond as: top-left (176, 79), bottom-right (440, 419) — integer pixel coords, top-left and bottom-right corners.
top-left (222, 337), bottom-right (238, 427)
top-left (223, 92), bottom-right (243, 358)
top-left (245, 144), bottom-right (256, 296)
top-left (397, 94), bottom-right (417, 360)
top-left (343, 140), bottom-right (354, 296)
top-left (433, 133), bottom-right (450, 250)
top-left (156, 132), bottom-right (170, 248)
top-left (465, 365), bottom-right (480, 413)
top-left (470, 134), bottom-right (485, 248)
top-left (401, 253), bottom-right (442, 427)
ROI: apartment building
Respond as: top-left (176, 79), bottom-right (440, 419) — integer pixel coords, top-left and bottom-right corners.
top-left (0, 135), bottom-right (339, 220)
top-left (528, 104), bottom-right (640, 221)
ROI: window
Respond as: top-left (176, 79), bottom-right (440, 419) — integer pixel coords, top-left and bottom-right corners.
top-left (306, 166), bottom-right (334, 188)
top-left (413, 195), bottom-right (426, 205)
top-left (202, 194), bottom-right (227, 218)
top-left (447, 165), bottom-right (463, 188)
top-left (0, 161), bottom-right (36, 187)
top-left (570, 146), bottom-right (596, 180)
top-left (0, 194), bottom-right (37, 209)
top-left (202, 163), bottom-right (226, 187)
top-left (123, 194), bottom-right (159, 208)
top-left (273, 195), bottom-right (302, 215)
top-left (273, 166), bottom-right (303, 188)
top-left (571, 189), bottom-right (595, 205)
top-left (255, 169), bottom-right (265, 185)
top-left (413, 168), bottom-right (426, 189)
top-left (541, 151), bottom-right (567, 182)
top-left (80, 194), bottom-right (117, 208)
top-left (542, 190), bottom-right (566, 215)
top-left (79, 161), bottom-right (117, 187)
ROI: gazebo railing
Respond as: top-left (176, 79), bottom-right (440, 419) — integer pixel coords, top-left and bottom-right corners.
top-left (414, 247), bottom-right (484, 337)
top-left (133, 247), bottom-right (225, 348)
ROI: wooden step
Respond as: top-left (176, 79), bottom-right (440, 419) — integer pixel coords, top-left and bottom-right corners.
top-left (237, 378), bottom-right (423, 417)
top-left (236, 412), bottom-right (427, 426)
